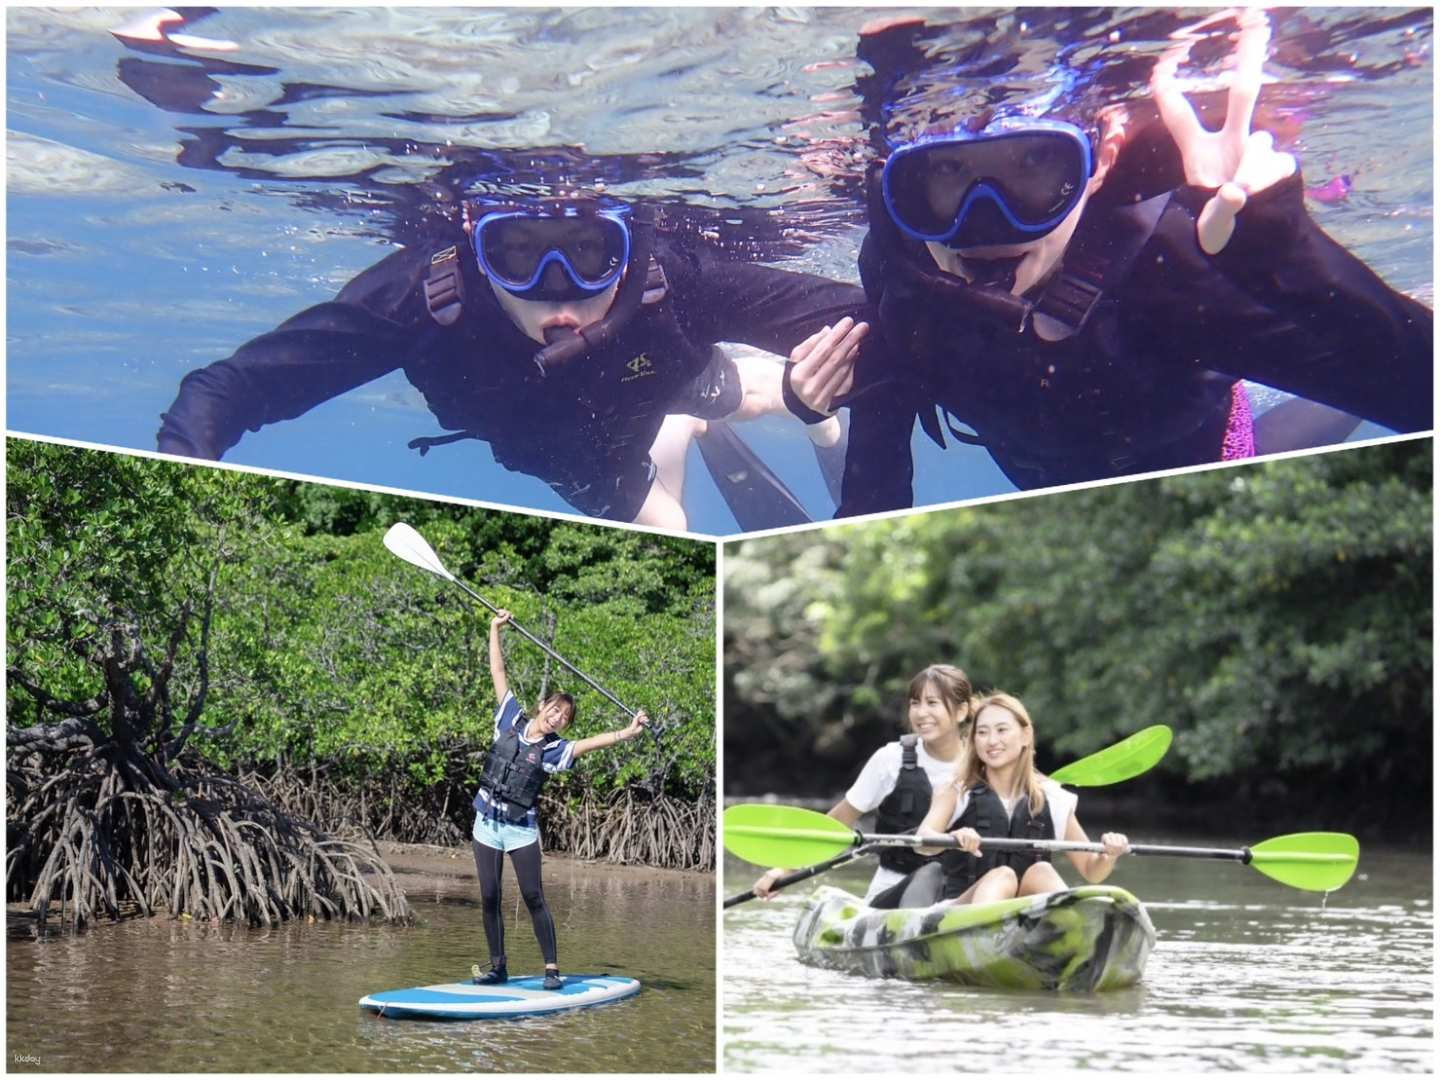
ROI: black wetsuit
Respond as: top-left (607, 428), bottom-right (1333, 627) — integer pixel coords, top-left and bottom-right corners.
top-left (839, 173), bottom-right (1434, 514)
top-left (157, 233), bottom-right (870, 520)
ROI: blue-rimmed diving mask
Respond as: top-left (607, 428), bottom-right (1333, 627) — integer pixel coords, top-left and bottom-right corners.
top-left (881, 119), bottom-right (1094, 249)
top-left (472, 203), bottom-right (632, 302)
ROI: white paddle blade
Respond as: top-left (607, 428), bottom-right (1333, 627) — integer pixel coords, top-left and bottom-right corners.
top-left (382, 523), bottom-right (454, 581)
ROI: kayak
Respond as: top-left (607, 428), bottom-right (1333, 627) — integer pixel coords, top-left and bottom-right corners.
top-left (793, 885), bottom-right (1156, 992)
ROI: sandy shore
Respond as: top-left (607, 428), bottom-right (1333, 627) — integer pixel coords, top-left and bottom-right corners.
top-left (375, 841), bottom-right (713, 895)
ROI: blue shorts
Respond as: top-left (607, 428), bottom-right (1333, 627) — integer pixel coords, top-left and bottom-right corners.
top-left (473, 812), bottom-right (540, 853)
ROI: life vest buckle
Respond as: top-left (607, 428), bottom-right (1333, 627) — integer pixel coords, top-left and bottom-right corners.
top-left (424, 245), bottom-right (466, 327)
top-left (1033, 267), bottom-right (1104, 335)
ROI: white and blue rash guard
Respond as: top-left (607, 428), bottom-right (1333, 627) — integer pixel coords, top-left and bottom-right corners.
top-left (473, 691), bottom-right (576, 829)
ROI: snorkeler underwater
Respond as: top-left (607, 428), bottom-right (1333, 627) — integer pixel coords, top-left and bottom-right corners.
top-left (6, 7), bottom-right (1432, 535)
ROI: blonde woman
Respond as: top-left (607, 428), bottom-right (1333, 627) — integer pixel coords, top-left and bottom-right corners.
top-left (913, 692), bottom-right (1130, 906)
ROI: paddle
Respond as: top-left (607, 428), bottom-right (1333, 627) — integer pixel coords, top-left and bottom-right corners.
top-left (384, 522), bottom-right (641, 721)
top-left (1049, 725), bottom-right (1173, 787)
top-left (724, 804), bottom-right (1359, 893)
top-left (723, 725), bottom-right (1174, 908)
top-left (722, 846), bottom-right (879, 910)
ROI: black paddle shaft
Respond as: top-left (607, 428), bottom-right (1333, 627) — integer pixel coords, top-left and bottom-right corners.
top-left (722, 846), bottom-right (874, 909)
top-left (450, 575), bottom-right (638, 720)
top-left (858, 833), bottom-right (1252, 864)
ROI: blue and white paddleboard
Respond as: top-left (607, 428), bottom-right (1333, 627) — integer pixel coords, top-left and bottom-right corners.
top-left (359, 974), bottom-right (641, 1020)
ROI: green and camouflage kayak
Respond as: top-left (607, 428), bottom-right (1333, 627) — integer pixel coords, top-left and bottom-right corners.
top-left (793, 884), bottom-right (1156, 992)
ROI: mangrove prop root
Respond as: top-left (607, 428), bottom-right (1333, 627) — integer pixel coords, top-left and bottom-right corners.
top-left (237, 762), bottom-right (716, 872)
top-left (6, 747), bottom-right (413, 933)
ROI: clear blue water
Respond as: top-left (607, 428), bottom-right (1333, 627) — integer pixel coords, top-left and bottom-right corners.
top-left (6, 7), bottom-right (1432, 535)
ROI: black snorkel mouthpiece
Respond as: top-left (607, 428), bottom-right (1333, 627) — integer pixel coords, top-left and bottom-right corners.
top-left (531, 204), bottom-right (657, 377)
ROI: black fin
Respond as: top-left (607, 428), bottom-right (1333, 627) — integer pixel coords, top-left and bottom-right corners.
top-left (695, 422), bottom-right (812, 531)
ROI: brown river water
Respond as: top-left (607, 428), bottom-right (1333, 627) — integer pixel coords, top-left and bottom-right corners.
top-left (7, 846), bottom-right (715, 1073)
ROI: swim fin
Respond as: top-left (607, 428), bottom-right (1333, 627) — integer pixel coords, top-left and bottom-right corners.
top-left (695, 421), bottom-right (812, 532)
top-left (810, 410), bottom-right (850, 508)
top-left (1254, 397), bottom-right (1365, 454)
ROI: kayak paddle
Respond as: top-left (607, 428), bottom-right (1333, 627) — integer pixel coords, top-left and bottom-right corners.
top-left (723, 725), bottom-right (1173, 908)
top-left (724, 804), bottom-right (1359, 893)
top-left (722, 845), bottom-right (878, 910)
top-left (1048, 725), bottom-right (1172, 787)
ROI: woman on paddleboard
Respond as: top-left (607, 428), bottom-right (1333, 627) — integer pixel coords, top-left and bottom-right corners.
top-left (912, 692), bottom-right (1129, 905)
top-left (472, 610), bottom-right (649, 990)
top-left (752, 664), bottom-right (972, 908)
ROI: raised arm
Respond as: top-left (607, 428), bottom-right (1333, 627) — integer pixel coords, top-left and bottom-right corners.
top-left (569, 709), bottom-right (649, 759)
top-left (1149, 8), bottom-right (1432, 432)
top-left (488, 611), bottom-right (511, 706)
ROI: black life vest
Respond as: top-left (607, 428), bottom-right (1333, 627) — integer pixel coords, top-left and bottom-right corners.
top-left (940, 781), bottom-right (1055, 899)
top-left (873, 735), bottom-right (939, 874)
top-left (473, 721), bottom-right (552, 824)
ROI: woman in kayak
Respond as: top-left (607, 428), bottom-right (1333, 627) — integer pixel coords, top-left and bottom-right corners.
top-left (752, 663), bottom-right (972, 908)
top-left (910, 692), bottom-right (1129, 905)
top-left (471, 609), bottom-right (649, 989)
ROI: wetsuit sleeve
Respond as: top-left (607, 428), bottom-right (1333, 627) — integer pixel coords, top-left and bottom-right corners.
top-left (665, 245), bottom-right (873, 356)
top-left (155, 247), bottom-right (429, 458)
top-left (1169, 174), bottom-right (1433, 432)
top-left (837, 381), bottom-right (919, 516)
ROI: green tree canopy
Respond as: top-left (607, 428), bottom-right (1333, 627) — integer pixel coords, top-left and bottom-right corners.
top-left (724, 443), bottom-right (1431, 837)
top-left (8, 442), bottom-right (716, 803)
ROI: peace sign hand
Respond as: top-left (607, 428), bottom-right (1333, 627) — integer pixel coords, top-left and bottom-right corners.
top-left (1151, 8), bottom-right (1297, 254)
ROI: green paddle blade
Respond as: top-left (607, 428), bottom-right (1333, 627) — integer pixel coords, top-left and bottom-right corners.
top-left (723, 804), bottom-right (858, 868)
top-left (1050, 725), bottom-right (1173, 787)
top-left (1248, 832), bottom-right (1360, 892)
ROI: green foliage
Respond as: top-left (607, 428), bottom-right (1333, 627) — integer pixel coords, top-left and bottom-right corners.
top-left (8, 439), bottom-right (717, 802)
top-left (7, 440), bottom-right (278, 734)
top-left (724, 443), bottom-right (1432, 830)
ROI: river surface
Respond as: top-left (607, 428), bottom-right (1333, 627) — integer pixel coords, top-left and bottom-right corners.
top-left (722, 841), bottom-right (1432, 1073)
top-left (7, 854), bottom-right (714, 1073)
top-left (6, 7), bottom-right (1431, 534)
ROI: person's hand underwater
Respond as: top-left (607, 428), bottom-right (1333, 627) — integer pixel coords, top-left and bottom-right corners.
top-left (1151, 7), bottom-right (1298, 255)
top-left (788, 316), bottom-right (867, 416)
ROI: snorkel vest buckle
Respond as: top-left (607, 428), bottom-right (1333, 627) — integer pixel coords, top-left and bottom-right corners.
top-left (1032, 263), bottom-right (1105, 334)
top-left (423, 245), bottom-right (466, 327)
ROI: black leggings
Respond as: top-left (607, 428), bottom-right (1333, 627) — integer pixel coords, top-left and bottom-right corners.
top-left (472, 839), bottom-right (558, 967)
